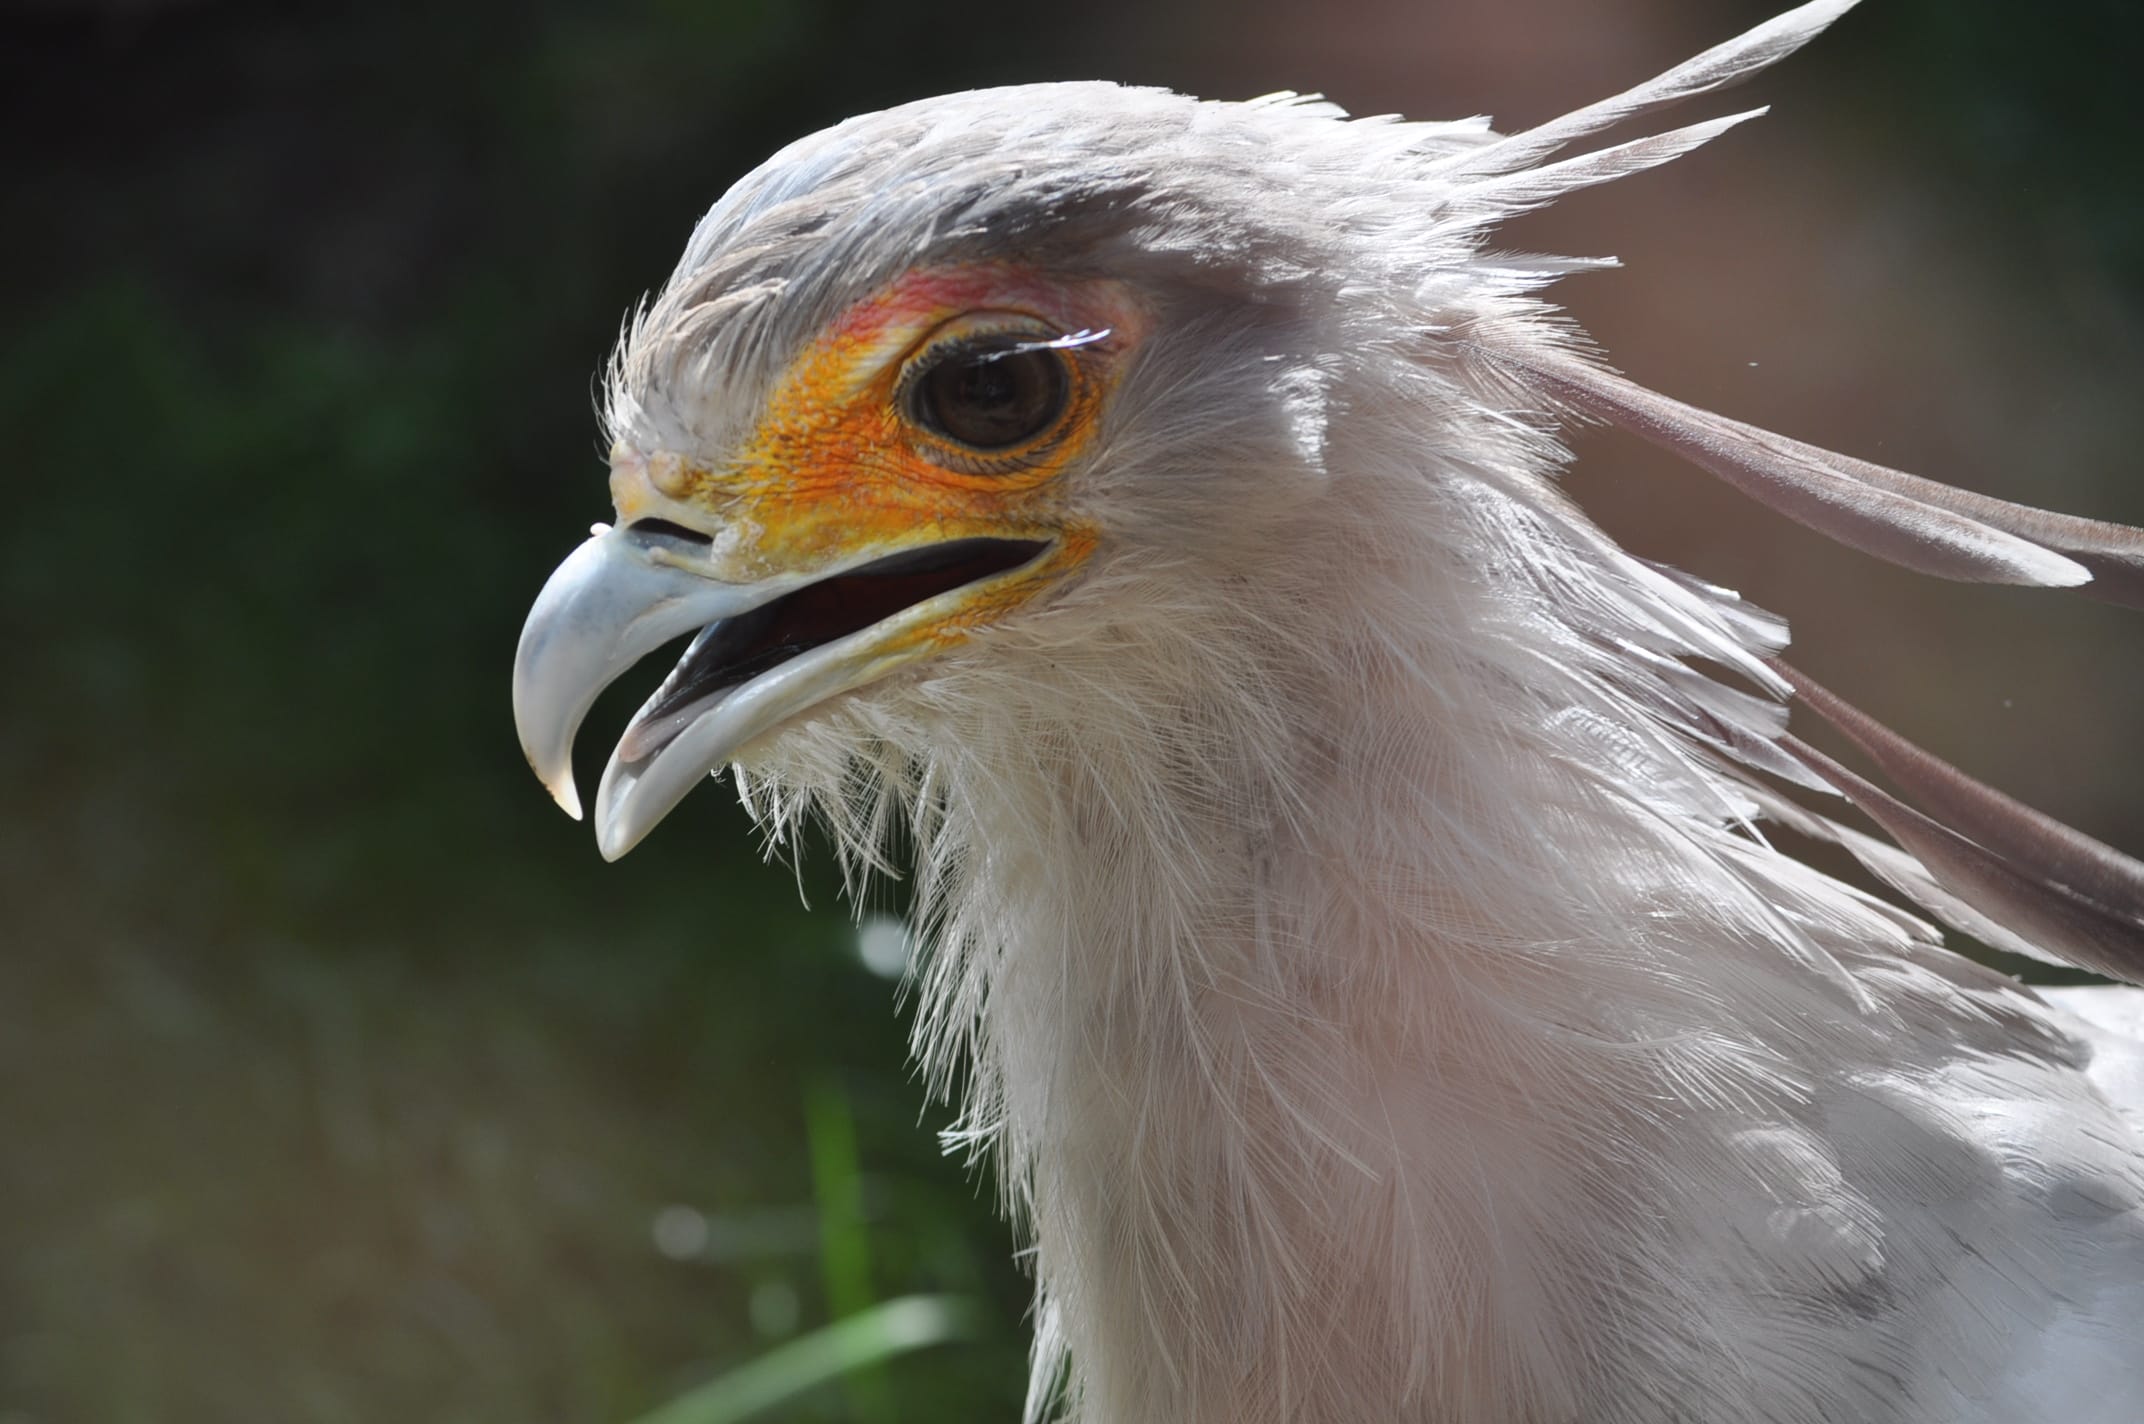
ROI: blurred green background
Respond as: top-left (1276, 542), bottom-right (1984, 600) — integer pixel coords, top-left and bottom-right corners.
top-left (3, 1), bottom-right (2140, 1420)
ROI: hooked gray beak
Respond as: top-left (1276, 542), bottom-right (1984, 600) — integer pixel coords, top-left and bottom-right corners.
top-left (511, 523), bottom-right (781, 840)
top-left (513, 521), bottom-right (1053, 860)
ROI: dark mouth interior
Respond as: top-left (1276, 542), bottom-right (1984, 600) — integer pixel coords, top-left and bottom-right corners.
top-left (629, 537), bottom-right (1049, 750)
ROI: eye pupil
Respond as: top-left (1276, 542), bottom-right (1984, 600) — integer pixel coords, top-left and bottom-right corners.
top-left (913, 341), bottom-right (1069, 451)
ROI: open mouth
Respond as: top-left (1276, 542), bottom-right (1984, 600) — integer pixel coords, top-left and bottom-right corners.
top-left (615, 535), bottom-right (1050, 765)
top-left (513, 517), bottom-right (1065, 860)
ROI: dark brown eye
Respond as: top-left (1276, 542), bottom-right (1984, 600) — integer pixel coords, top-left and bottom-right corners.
top-left (909, 339), bottom-right (1069, 451)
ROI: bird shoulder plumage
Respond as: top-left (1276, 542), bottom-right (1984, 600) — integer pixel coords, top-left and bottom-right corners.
top-left (513, 2), bottom-right (2144, 1420)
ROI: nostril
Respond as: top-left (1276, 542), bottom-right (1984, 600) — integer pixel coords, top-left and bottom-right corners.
top-left (627, 518), bottom-right (714, 547)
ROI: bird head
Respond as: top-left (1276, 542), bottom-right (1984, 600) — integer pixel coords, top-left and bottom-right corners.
top-left (518, 2), bottom-right (2129, 883)
top-left (514, 84), bottom-right (1531, 860)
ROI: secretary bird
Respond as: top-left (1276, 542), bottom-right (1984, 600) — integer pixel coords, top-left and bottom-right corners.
top-left (513, 3), bottom-right (2144, 1419)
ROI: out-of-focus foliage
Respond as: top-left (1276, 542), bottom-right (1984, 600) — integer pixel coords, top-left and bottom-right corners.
top-left (0, 2), bottom-right (1111, 1418)
top-left (0, 1), bottom-right (2138, 1421)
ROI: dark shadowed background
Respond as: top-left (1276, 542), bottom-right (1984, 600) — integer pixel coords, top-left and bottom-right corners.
top-left (4, 1), bottom-right (2140, 1420)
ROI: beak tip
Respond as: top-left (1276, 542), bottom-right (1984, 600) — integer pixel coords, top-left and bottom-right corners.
top-left (523, 748), bottom-right (584, 820)
top-left (596, 818), bottom-right (636, 862)
top-left (594, 774), bottom-right (656, 862)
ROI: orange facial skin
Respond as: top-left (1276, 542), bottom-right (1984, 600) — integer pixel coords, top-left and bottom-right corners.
top-left (608, 264), bottom-right (1146, 656)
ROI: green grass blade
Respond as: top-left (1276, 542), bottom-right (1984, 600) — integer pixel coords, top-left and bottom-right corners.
top-left (805, 1070), bottom-right (892, 1421)
top-left (621, 1294), bottom-right (985, 1424)
top-left (805, 1072), bottom-right (876, 1323)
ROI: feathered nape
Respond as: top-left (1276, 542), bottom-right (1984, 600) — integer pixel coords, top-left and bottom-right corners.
top-left (713, 4), bottom-right (2144, 1420)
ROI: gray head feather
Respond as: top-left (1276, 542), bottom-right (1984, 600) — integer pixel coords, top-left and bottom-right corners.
top-left (608, 84), bottom-right (1525, 457)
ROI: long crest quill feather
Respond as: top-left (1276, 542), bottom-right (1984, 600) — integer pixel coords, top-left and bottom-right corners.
top-left (1768, 661), bottom-right (2144, 981)
top-left (1469, 339), bottom-right (2104, 589)
top-left (1779, 733), bottom-right (2144, 983)
top-left (1428, 0), bottom-right (1861, 179)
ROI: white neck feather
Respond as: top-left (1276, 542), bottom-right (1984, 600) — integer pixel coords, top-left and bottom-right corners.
top-left (748, 364), bottom-right (1953, 1423)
